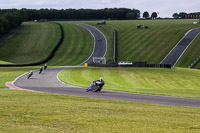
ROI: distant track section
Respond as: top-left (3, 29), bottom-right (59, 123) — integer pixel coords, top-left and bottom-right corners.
top-left (160, 28), bottom-right (200, 66)
top-left (0, 22), bottom-right (64, 67)
top-left (75, 23), bottom-right (107, 64)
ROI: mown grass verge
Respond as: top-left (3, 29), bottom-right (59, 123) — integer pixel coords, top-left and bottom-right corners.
top-left (59, 67), bottom-right (200, 99)
top-left (0, 22), bottom-right (60, 64)
top-left (0, 67), bottom-right (38, 88)
top-left (0, 89), bottom-right (200, 132)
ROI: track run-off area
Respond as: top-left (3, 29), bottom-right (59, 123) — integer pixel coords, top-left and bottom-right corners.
top-left (10, 23), bottom-right (200, 108)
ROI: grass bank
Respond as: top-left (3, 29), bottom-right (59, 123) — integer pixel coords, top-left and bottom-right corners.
top-left (59, 67), bottom-right (200, 99)
top-left (0, 22), bottom-right (60, 64)
top-left (0, 22), bottom-right (94, 66)
top-left (84, 20), bottom-right (200, 66)
top-left (0, 89), bottom-right (200, 132)
top-left (47, 22), bottom-right (93, 66)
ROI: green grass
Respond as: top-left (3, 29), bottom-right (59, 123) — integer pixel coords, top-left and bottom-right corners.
top-left (1, 20), bottom-right (200, 132)
top-left (0, 60), bottom-right (13, 64)
top-left (0, 89), bottom-right (200, 132)
top-left (84, 20), bottom-right (200, 65)
top-left (195, 62), bottom-right (200, 69)
top-left (1, 20), bottom-right (199, 67)
top-left (0, 22), bottom-right (94, 66)
top-left (0, 67), bottom-right (38, 88)
top-left (59, 67), bottom-right (200, 99)
top-left (47, 22), bottom-right (93, 66)
top-left (0, 22), bottom-right (60, 64)
top-left (176, 34), bottom-right (200, 68)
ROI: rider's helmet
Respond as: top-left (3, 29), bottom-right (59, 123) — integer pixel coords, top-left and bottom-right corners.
top-left (100, 77), bottom-right (103, 82)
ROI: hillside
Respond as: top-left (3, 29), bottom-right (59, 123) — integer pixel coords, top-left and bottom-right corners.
top-left (47, 22), bottom-right (93, 66)
top-left (0, 20), bottom-right (200, 132)
top-left (0, 22), bottom-right (60, 64)
top-left (0, 22), bottom-right (93, 66)
top-left (85, 19), bottom-right (200, 67)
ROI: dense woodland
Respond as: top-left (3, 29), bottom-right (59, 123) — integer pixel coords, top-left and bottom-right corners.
top-left (0, 8), bottom-right (140, 37)
top-left (173, 12), bottom-right (200, 19)
top-left (0, 9), bottom-right (27, 36)
top-left (26, 8), bottom-right (141, 20)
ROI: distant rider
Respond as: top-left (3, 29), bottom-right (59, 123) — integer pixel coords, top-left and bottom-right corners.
top-left (44, 64), bottom-right (47, 70)
top-left (27, 70), bottom-right (33, 79)
top-left (39, 67), bottom-right (43, 74)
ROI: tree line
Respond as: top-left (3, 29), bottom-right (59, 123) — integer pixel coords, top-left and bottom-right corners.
top-left (26, 8), bottom-right (140, 20)
top-left (173, 12), bottom-right (200, 19)
top-left (0, 9), bottom-right (28, 36)
top-left (0, 8), bottom-right (141, 37)
top-left (0, 8), bottom-right (163, 37)
top-left (142, 11), bottom-right (158, 19)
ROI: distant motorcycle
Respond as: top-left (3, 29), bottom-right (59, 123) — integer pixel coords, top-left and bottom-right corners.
top-left (44, 64), bottom-right (47, 70)
top-left (27, 71), bottom-right (33, 79)
top-left (39, 67), bottom-right (43, 74)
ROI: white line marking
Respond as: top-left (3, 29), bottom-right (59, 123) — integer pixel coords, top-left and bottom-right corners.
top-left (76, 23), bottom-right (96, 64)
top-left (160, 28), bottom-right (200, 66)
top-left (160, 29), bottom-right (192, 64)
top-left (173, 32), bottom-right (200, 66)
top-left (90, 24), bottom-right (108, 58)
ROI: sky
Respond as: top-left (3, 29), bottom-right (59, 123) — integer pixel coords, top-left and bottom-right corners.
top-left (1, 0), bottom-right (200, 18)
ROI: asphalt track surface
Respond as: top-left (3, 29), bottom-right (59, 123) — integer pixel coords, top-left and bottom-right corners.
top-left (160, 28), bottom-right (200, 66)
top-left (14, 24), bottom-right (200, 108)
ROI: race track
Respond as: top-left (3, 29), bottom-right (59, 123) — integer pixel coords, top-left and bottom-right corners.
top-left (160, 28), bottom-right (200, 66)
top-left (13, 24), bottom-right (200, 108)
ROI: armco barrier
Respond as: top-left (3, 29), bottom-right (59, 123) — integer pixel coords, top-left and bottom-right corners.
top-left (0, 22), bottom-right (64, 67)
top-left (88, 62), bottom-right (171, 68)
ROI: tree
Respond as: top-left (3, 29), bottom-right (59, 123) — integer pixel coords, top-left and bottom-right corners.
top-left (151, 12), bottom-right (157, 19)
top-left (179, 12), bottom-right (187, 19)
top-left (126, 12), bottom-right (136, 20)
top-left (143, 11), bottom-right (149, 19)
top-left (0, 22), bottom-right (5, 36)
top-left (0, 9), bottom-right (28, 37)
top-left (172, 13), bottom-right (179, 19)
